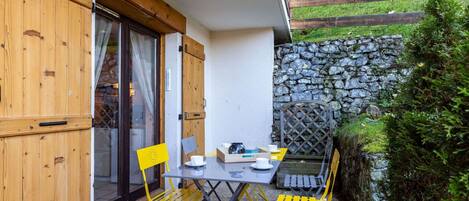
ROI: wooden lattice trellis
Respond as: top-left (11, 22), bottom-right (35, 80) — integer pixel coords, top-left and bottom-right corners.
top-left (280, 101), bottom-right (334, 159)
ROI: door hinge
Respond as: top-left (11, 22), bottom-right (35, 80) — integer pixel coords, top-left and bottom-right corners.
top-left (92, 3), bottom-right (96, 13)
top-left (92, 117), bottom-right (95, 127)
top-left (178, 45), bottom-right (183, 52)
top-left (178, 114), bottom-right (183, 120)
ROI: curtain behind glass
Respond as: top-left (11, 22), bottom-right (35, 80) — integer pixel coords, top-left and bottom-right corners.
top-left (94, 16), bottom-right (113, 89)
top-left (130, 31), bottom-right (155, 115)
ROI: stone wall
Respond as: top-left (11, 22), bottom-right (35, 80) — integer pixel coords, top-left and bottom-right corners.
top-left (272, 35), bottom-right (410, 142)
top-left (336, 135), bottom-right (388, 201)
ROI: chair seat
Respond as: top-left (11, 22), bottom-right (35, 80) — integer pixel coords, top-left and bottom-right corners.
top-left (154, 188), bottom-right (202, 201)
top-left (277, 194), bottom-right (318, 201)
top-left (284, 174), bottom-right (319, 188)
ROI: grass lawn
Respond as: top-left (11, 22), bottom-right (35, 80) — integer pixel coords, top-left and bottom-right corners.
top-left (292, 24), bottom-right (417, 42)
top-left (292, 0), bottom-right (427, 19)
top-left (336, 115), bottom-right (388, 153)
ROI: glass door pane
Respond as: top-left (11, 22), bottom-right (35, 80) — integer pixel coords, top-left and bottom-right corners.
top-left (94, 14), bottom-right (120, 201)
top-left (128, 30), bottom-right (158, 192)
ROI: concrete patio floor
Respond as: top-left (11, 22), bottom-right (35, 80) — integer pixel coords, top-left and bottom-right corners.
top-left (139, 183), bottom-right (339, 201)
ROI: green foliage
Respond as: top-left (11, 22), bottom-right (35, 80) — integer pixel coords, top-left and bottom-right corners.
top-left (292, 24), bottom-right (416, 42)
top-left (336, 115), bottom-right (388, 153)
top-left (292, 0), bottom-right (427, 19)
top-left (291, 0), bottom-right (469, 42)
top-left (385, 0), bottom-right (469, 200)
top-left (448, 171), bottom-right (469, 200)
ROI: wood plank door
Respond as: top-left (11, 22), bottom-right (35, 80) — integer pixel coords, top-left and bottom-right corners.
top-left (182, 35), bottom-right (205, 157)
top-left (0, 0), bottom-right (92, 201)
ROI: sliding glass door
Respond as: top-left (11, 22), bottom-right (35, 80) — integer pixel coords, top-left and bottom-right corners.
top-left (94, 8), bottom-right (160, 201)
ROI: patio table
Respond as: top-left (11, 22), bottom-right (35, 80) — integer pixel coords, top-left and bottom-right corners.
top-left (163, 157), bottom-right (281, 201)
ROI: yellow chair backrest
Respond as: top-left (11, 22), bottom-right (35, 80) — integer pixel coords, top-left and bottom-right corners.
top-left (137, 143), bottom-right (170, 170)
top-left (319, 149), bottom-right (340, 201)
top-left (136, 143), bottom-right (175, 201)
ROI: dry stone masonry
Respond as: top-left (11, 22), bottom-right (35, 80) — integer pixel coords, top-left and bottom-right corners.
top-left (272, 36), bottom-right (411, 142)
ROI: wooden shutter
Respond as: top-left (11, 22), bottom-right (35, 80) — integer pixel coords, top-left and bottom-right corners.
top-left (0, 0), bottom-right (92, 200)
top-left (182, 35), bottom-right (205, 156)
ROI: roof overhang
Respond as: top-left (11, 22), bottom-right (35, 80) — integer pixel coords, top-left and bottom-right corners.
top-left (164, 0), bottom-right (292, 44)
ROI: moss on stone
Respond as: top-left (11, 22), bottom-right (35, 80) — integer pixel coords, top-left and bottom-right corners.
top-left (336, 114), bottom-right (388, 153)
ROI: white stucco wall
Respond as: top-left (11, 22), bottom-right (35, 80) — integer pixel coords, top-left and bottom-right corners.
top-left (164, 19), bottom-right (211, 188)
top-left (165, 22), bottom-right (275, 188)
top-left (208, 28), bottom-right (274, 151)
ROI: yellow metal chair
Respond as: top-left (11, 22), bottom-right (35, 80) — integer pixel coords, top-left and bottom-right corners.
top-left (239, 148), bottom-right (289, 201)
top-left (136, 143), bottom-right (202, 201)
top-left (277, 149), bottom-right (340, 201)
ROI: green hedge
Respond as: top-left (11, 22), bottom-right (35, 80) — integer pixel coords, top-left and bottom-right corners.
top-left (385, 0), bottom-right (469, 200)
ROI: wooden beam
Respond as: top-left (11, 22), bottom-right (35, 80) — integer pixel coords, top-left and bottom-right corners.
top-left (0, 115), bottom-right (92, 137)
top-left (97, 0), bottom-right (186, 34)
top-left (291, 12), bottom-right (424, 29)
top-left (183, 35), bottom-right (205, 60)
top-left (289, 0), bottom-right (383, 8)
top-left (69, 0), bottom-right (92, 9)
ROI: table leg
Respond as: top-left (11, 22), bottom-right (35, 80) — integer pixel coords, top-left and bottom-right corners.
top-left (229, 183), bottom-right (248, 201)
top-left (207, 181), bottom-right (222, 201)
top-left (225, 182), bottom-right (235, 194)
top-left (193, 180), bottom-right (212, 201)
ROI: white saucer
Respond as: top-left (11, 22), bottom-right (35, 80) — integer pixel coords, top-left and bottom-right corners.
top-left (259, 147), bottom-right (281, 153)
top-left (184, 161), bottom-right (207, 167)
top-left (269, 149), bottom-right (281, 153)
top-left (250, 163), bottom-right (273, 170)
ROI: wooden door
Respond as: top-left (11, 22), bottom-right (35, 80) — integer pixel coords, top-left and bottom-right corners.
top-left (0, 0), bottom-right (92, 200)
top-left (182, 35), bottom-right (205, 157)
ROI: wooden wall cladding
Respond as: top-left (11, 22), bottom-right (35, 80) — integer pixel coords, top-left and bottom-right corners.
top-left (97, 0), bottom-right (186, 34)
top-left (0, 131), bottom-right (90, 201)
top-left (1, 0), bottom-right (91, 119)
top-left (0, 0), bottom-right (92, 200)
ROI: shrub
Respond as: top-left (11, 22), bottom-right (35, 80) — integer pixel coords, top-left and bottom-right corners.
top-left (385, 0), bottom-right (469, 200)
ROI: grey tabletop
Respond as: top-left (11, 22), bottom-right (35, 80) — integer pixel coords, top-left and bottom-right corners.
top-left (163, 157), bottom-right (280, 185)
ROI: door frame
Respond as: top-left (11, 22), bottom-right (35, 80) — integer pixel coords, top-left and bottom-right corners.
top-left (94, 6), bottom-right (162, 201)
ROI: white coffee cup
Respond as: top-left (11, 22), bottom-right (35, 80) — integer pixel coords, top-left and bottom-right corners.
top-left (190, 155), bottom-right (204, 166)
top-left (268, 144), bottom-right (278, 152)
top-left (256, 158), bottom-right (270, 168)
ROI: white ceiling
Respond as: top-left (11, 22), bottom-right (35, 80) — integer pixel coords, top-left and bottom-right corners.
top-left (164, 0), bottom-right (291, 43)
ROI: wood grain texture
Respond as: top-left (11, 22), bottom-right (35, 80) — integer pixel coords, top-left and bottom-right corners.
top-left (0, 1), bottom-right (92, 200)
top-left (182, 36), bottom-right (205, 156)
top-left (55, 0), bottom-right (69, 115)
top-left (3, 137), bottom-right (23, 201)
top-left (0, 0), bottom-right (5, 117)
top-left (40, 0), bottom-right (57, 115)
top-left (39, 133), bottom-right (57, 201)
top-left (79, 130), bottom-right (91, 201)
top-left (70, 0), bottom-right (92, 9)
top-left (23, 0), bottom-right (42, 116)
top-left (81, 7), bottom-right (92, 117)
top-left (22, 135), bottom-right (41, 201)
top-left (159, 35), bottom-right (166, 187)
top-left (55, 132), bottom-right (68, 200)
top-left (0, 115), bottom-right (92, 137)
top-left (0, 138), bottom-right (4, 201)
top-left (127, 0), bottom-right (186, 33)
top-left (97, 0), bottom-right (186, 34)
top-left (68, 2), bottom-right (83, 115)
top-left (5, 0), bottom-right (24, 116)
top-left (183, 36), bottom-right (205, 60)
